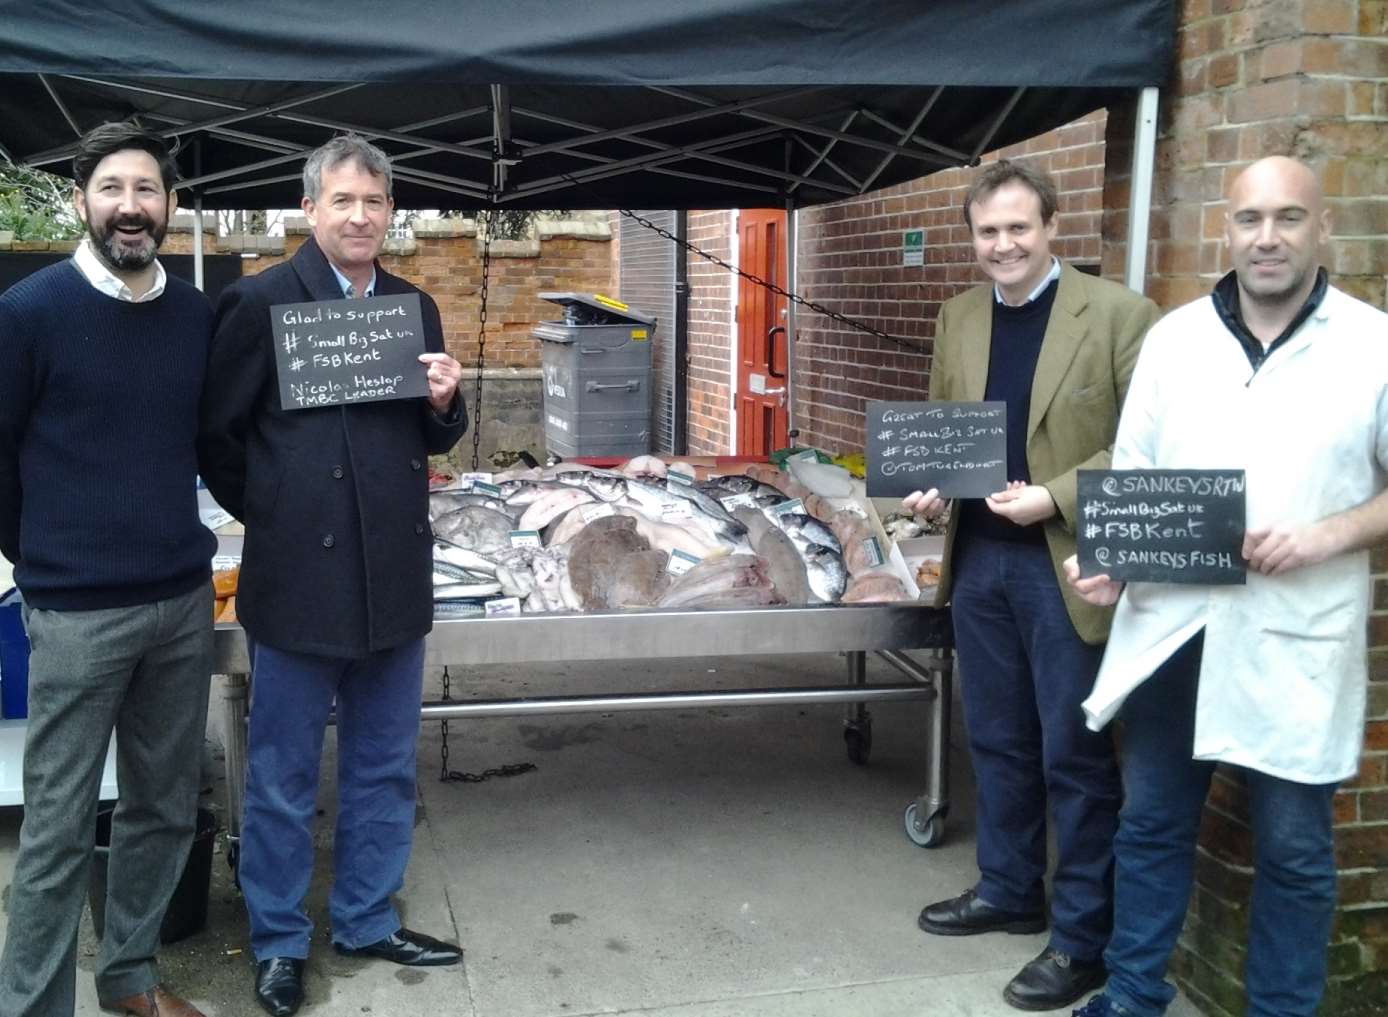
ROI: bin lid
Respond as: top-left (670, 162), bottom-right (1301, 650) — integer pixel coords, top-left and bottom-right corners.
top-left (538, 292), bottom-right (657, 327)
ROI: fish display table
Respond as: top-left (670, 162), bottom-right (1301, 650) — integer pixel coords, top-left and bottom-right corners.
top-left (212, 602), bottom-right (955, 861)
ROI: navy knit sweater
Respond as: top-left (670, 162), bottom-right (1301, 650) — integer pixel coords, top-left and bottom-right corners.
top-left (0, 260), bottom-right (217, 609)
top-left (956, 278), bottom-right (1059, 545)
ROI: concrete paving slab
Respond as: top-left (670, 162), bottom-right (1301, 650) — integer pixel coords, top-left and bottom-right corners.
top-left (0, 652), bottom-right (1203, 1017)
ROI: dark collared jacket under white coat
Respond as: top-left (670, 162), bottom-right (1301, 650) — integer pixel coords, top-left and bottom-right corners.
top-left (199, 236), bottom-right (466, 658)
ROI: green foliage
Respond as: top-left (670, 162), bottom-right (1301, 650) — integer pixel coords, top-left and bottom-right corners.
top-left (0, 162), bottom-right (82, 240)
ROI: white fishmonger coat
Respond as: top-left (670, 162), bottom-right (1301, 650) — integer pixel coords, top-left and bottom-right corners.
top-left (1082, 285), bottom-right (1388, 783)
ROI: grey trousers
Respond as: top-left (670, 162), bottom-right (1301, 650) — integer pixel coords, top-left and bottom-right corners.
top-left (0, 583), bottom-right (213, 1016)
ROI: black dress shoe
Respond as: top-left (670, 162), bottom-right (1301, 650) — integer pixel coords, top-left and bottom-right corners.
top-left (1003, 947), bottom-right (1107, 1011)
top-left (335, 927), bottom-right (463, 966)
top-left (917, 888), bottom-right (1047, 936)
top-left (254, 957), bottom-right (305, 1017)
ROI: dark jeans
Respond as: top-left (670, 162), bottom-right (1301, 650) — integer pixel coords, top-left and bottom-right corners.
top-left (0, 585), bottom-right (213, 1015)
top-left (950, 536), bottom-right (1120, 960)
top-left (239, 637), bottom-right (425, 960)
top-left (1104, 633), bottom-right (1339, 1017)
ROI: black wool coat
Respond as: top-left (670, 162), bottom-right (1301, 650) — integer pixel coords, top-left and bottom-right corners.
top-left (198, 237), bottom-right (467, 657)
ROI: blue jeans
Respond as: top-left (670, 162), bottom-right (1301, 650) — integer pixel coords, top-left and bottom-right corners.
top-left (950, 536), bottom-right (1120, 960)
top-left (239, 637), bottom-right (425, 960)
top-left (1104, 633), bottom-right (1339, 1017)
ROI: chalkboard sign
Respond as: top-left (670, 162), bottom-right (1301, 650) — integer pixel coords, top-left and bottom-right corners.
top-left (1077, 469), bottom-right (1246, 584)
top-left (271, 293), bottom-right (430, 410)
top-left (865, 400), bottom-right (1007, 498)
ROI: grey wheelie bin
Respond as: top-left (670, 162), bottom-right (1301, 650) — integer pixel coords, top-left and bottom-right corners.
top-left (533, 292), bottom-right (657, 459)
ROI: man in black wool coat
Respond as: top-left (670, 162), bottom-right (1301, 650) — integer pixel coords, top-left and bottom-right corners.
top-left (198, 133), bottom-right (468, 1017)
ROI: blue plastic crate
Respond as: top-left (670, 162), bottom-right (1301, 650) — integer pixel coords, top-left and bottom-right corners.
top-left (0, 588), bottom-right (29, 720)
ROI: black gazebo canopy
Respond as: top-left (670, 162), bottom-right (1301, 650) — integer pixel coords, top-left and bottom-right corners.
top-left (0, 0), bottom-right (1174, 211)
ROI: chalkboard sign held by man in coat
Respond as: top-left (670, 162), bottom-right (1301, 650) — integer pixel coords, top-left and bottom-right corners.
top-left (199, 133), bottom-right (467, 1017)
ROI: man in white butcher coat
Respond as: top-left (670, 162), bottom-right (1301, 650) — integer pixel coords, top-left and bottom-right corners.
top-left (1063, 156), bottom-right (1388, 1017)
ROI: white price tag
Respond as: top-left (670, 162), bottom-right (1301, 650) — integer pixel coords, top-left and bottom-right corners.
top-left (720, 493), bottom-right (756, 511)
top-left (774, 498), bottom-right (805, 516)
top-left (211, 555), bottom-right (242, 571)
top-left (484, 597), bottom-right (522, 618)
top-left (509, 530), bottom-right (543, 549)
top-left (863, 536), bottom-right (885, 569)
top-left (666, 468), bottom-right (695, 486)
top-left (789, 449), bottom-right (821, 463)
top-left (472, 481), bottom-right (502, 497)
top-left (460, 472), bottom-right (494, 486)
top-left (199, 505), bottom-right (235, 529)
top-left (661, 500), bottom-right (694, 522)
top-left (579, 502), bottom-right (616, 523)
top-left (667, 549), bottom-right (702, 575)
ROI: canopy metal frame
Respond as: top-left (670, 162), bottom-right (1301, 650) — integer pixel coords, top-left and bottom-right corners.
top-left (22, 75), bottom-right (1011, 210)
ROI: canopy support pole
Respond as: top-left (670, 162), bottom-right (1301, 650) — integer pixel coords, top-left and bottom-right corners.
top-left (1124, 87), bottom-right (1159, 295)
top-left (785, 197), bottom-right (798, 439)
top-left (193, 195), bottom-right (205, 292)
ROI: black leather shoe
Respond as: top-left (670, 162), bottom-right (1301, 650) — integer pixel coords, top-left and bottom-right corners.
top-left (254, 957), bottom-right (305, 1017)
top-left (1003, 947), bottom-right (1107, 1011)
top-left (917, 888), bottom-right (1047, 936)
top-left (335, 927), bottom-right (463, 966)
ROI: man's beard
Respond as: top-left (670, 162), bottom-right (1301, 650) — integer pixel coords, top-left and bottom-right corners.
top-left (88, 212), bottom-right (167, 271)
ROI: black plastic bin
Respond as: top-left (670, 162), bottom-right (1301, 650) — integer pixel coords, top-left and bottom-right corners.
top-left (89, 804), bottom-right (218, 944)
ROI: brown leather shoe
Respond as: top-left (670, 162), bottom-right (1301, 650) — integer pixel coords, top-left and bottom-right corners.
top-left (100, 985), bottom-right (207, 1017)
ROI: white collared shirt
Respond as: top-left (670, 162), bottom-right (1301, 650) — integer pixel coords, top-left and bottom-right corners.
top-left (72, 237), bottom-right (167, 303)
top-left (329, 262), bottom-right (376, 299)
top-left (994, 256), bottom-right (1061, 306)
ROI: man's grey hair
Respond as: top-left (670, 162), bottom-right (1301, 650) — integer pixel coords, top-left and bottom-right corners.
top-left (302, 133), bottom-right (393, 201)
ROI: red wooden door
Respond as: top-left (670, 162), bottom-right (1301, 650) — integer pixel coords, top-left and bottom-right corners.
top-left (736, 209), bottom-right (789, 456)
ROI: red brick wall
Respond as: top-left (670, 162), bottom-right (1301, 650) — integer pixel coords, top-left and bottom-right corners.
top-left (685, 209), bottom-right (735, 454)
top-left (1099, 3), bottom-right (1388, 1014)
top-left (785, 110), bottom-right (1107, 454)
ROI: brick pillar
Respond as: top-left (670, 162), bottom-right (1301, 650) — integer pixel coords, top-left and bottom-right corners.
top-left (1102, 2), bottom-right (1388, 1013)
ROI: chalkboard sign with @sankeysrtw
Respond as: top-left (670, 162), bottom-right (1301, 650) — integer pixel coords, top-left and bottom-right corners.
top-left (1076, 469), bottom-right (1246, 584)
top-left (271, 292), bottom-right (430, 411)
top-left (865, 400), bottom-right (1007, 498)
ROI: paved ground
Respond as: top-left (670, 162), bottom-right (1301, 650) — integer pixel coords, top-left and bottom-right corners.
top-left (0, 652), bottom-right (1201, 1017)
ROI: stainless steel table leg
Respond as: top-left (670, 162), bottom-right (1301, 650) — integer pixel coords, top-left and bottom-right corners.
top-left (877, 648), bottom-right (952, 848)
top-left (221, 671), bottom-right (249, 868)
top-left (842, 651), bottom-right (872, 764)
top-left (908, 648), bottom-right (951, 847)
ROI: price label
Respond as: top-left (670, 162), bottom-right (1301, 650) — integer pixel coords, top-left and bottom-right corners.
top-left (199, 505), bottom-right (235, 529)
top-left (789, 449), bottom-right (821, 463)
top-left (472, 481), bottom-right (502, 497)
top-left (509, 530), bottom-right (543, 549)
top-left (862, 536), bottom-right (885, 569)
top-left (661, 501), bottom-right (694, 522)
top-left (484, 597), bottom-right (522, 618)
top-left (773, 498), bottom-right (805, 516)
top-left (720, 493), bottom-right (756, 511)
top-left (460, 472), bottom-right (494, 486)
top-left (668, 549), bottom-right (702, 576)
top-left (579, 503), bottom-right (616, 523)
top-left (666, 468), bottom-right (695, 486)
top-left (211, 555), bottom-right (242, 571)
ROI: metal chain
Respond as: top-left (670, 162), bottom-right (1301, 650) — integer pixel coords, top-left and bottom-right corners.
top-left (439, 666), bottom-right (453, 780)
top-left (437, 665), bottom-right (536, 784)
top-left (616, 207), bottom-right (927, 354)
top-left (469, 211), bottom-right (493, 470)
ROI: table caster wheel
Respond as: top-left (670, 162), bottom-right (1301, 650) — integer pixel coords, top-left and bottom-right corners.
top-left (844, 722), bottom-right (872, 765)
top-left (904, 801), bottom-right (945, 848)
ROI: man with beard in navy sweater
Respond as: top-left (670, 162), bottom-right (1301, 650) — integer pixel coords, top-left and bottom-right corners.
top-left (0, 124), bottom-right (214, 1017)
